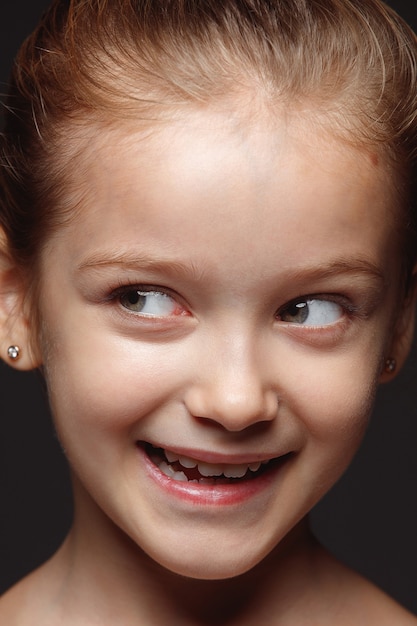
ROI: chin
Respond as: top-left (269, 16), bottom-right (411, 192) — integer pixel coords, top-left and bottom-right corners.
top-left (148, 543), bottom-right (267, 581)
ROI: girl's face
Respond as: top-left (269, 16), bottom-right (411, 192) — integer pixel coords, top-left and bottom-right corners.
top-left (32, 105), bottom-right (413, 579)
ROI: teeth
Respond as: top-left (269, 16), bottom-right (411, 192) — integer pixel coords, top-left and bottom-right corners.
top-left (165, 450), bottom-right (198, 469)
top-left (159, 461), bottom-right (188, 482)
top-left (223, 465), bottom-right (248, 478)
top-left (198, 462), bottom-right (224, 477)
top-left (179, 455), bottom-right (198, 469)
top-left (158, 448), bottom-right (270, 482)
top-left (165, 450), bottom-right (180, 464)
top-left (159, 461), bottom-right (175, 477)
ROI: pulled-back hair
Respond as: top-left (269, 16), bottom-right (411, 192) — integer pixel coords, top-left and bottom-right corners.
top-left (1, 0), bottom-right (417, 277)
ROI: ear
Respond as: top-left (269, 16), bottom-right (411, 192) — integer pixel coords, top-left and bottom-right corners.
top-left (0, 228), bottom-right (41, 370)
top-left (380, 270), bottom-right (417, 383)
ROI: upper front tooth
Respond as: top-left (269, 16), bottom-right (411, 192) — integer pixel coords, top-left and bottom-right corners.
top-left (223, 464), bottom-right (248, 478)
top-left (178, 455), bottom-right (198, 469)
top-left (198, 462), bottom-right (224, 477)
top-left (163, 449), bottom-right (265, 478)
top-left (165, 450), bottom-right (198, 468)
top-left (165, 450), bottom-right (180, 464)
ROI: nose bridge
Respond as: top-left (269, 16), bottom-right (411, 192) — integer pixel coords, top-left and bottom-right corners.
top-left (185, 324), bottom-right (277, 431)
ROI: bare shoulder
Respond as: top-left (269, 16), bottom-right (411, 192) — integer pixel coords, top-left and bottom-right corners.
top-left (0, 555), bottom-right (65, 626)
top-left (0, 573), bottom-right (43, 626)
top-left (351, 578), bottom-right (417, 626)
top-left (316, 549), bottom-right (417, 626)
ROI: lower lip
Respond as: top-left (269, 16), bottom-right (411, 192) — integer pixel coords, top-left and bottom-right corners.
top-left (138, 445), bottom-right (293, 506)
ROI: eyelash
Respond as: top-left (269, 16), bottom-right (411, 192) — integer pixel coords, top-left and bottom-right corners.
top-left (107, 283), bottom-right (359, 328)
top-left (275, 294), bottom-right (359, 327)
top-left (108, 283), bottom-right (188, 318)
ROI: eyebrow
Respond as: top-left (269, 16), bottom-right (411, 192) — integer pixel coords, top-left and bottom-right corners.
top-left (76, 251), bottom-right (205, 282)
top-left (76, 252), bottom-right (386, 287)
top-left (287, 259), bottom-right (386, 286)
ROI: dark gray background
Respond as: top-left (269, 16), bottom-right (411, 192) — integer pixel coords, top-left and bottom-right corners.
top-left (1, 0), bottom-right (417, 615)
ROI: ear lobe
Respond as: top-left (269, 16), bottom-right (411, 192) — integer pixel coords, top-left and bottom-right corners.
top-left (0, 228), bottom-right (41, 371)
top-left (380, 271), bottom-right (417, 383)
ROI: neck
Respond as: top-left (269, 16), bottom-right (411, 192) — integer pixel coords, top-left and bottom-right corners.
top-left (49, 481), bottom-right (323, 625)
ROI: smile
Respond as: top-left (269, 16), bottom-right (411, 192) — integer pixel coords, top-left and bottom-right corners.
top-left (144, 443), bottom-right (287, 485)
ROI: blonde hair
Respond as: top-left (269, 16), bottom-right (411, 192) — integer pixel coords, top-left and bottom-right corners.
top-left (1, 0), bottom-right (417, 274)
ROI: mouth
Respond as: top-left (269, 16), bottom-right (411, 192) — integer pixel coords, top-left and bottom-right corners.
top-left (141, 442), bottom-right (291, 486)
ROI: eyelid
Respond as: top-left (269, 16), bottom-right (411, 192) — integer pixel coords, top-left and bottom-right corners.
top-left (110, 283), bottom-right (191, 318)
top-left (276, 294), bottom-right (358, 325)
top-left (273, 294), bottom-right (364, 349)
top-left (108, 282), bottom-right (176, 301)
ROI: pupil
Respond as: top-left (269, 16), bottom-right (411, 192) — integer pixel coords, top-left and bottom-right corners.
top-left (120, 290), bottom-right (147, 311)
top-left (285, 301), bottom-right (309, 323)
top-left (127, 291), bottom-right (141, 304)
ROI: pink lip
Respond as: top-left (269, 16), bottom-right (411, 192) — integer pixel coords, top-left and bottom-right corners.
top-left (139, 441), bottom-right (280, 465)
top-left (138, 443), bottom-right (293, 506)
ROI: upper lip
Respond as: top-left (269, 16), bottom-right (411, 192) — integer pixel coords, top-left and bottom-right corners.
top-left (139, 441), bottom-right (288, 466)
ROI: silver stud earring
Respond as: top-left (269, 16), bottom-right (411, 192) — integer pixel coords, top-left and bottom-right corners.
top-left (7, 345), bottom-right (21, 361)
top-left (385, 357), bottom-right (396, 374)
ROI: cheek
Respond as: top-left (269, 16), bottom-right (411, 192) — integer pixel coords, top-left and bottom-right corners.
top-left (278, 360), bottom-right (381, 520)
top-left (42, 335), bottom-right (184, 492)
top-left (289, 353), bottom-right (381, 487)
top-left (43, 328), bottom-right (185, 437)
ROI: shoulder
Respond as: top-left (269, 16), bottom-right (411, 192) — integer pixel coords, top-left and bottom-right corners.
top-left (0, 560), bottom-right (64, 626)
top-left (316, 549), bottom-right (417, 626)
top-left (350, 580), bottom-right (417, 625)
top-left (0, 576), bottom-right (38, 626)
top-left (348, 576), bottom-right (417, 626)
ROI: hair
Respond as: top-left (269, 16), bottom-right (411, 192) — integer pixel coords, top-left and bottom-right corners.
top-left (1, 0), bottom-right (417, 283)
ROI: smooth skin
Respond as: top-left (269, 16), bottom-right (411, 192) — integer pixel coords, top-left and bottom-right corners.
top-left (0, 101), bottom-right (416, 625)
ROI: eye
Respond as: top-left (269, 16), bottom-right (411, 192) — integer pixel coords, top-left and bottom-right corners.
top-left (119, 289), bottom-right (185, 317)
top-left (277, 298), bottom-right (343, 326)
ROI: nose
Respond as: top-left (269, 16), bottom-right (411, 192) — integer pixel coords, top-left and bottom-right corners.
top-left (184, 332), bottom-right (278, 432)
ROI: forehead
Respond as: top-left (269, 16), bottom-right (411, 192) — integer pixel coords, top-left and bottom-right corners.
top-left (44, 104), bottom-right (399, 286)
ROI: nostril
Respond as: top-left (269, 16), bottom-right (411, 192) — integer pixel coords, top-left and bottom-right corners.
top-left (184, 377), bottom-right (278, 431)
top-left (192, 413), bottom-right (277, 436)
